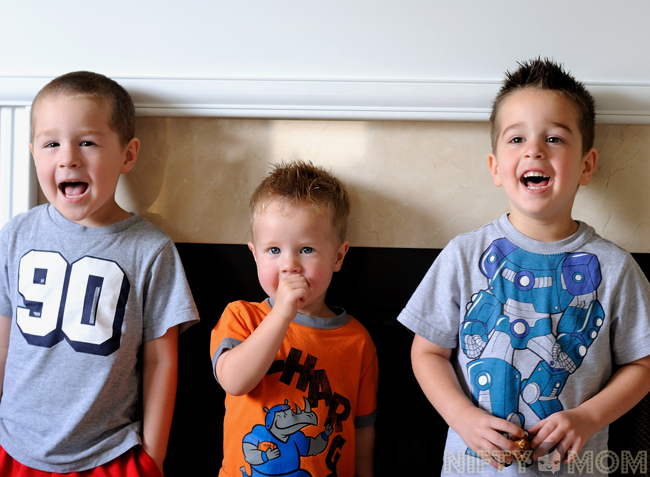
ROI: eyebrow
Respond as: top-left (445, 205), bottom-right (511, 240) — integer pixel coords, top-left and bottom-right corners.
top-left (34, 129), bottom-right (107, 139)
top-left (501, 121), bottom-right (575, 139)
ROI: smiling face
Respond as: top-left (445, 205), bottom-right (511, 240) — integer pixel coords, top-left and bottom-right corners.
top-left (537, 449), bottom-right (562, 474)
top-left (30, 94), bottom-right (139, 227)
top-left (248, 200), bottom-right (349, 318)
top-left (488, 89), bottom-right (597, 239)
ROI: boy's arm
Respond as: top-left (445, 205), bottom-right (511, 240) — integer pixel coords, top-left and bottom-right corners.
top-left (411, 334), bottom-right (525, 469)
top-left (142, 325), bottom-right (179, 473)
top-left (355, 424), bottom-right (375, 477)
top-left (0, 315), bottom-right (10, 398)
top-left (529, 354), bottom-right (650, 459)
top-left (216, 274), bottom-right (308, 396)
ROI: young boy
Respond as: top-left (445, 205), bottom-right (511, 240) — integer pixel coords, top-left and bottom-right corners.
top-left (398, 59), bottom-right (650, 475)
top-left (210, 161), bottom-right (378, 477)
top-left (0, 71), bottom-right (199, 475)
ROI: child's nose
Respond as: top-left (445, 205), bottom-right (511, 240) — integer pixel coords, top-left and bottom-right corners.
top-left (524, 138), bottom-right (545, 159)
top-left (58, 146), bottom-right (81, 169)
top-left (281, 254), bottom-right (301, 274)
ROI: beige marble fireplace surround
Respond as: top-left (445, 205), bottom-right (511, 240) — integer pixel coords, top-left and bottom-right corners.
top-left (55, 118), bottom-right (650, 252)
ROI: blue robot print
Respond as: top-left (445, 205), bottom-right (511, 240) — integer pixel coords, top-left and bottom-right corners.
top-left (460, 238), bottom-right (604, 441)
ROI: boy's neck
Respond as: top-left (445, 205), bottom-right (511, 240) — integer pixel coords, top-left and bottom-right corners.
top-left (507, 213), bottom-right (580, 243)
top-left (54, 203), bottom-right (133, 228)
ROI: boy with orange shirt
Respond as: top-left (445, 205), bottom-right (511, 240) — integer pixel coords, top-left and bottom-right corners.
top-left (398, 59), bottom-right (650, 475)
top-left (211, 161), bottom-right (378, 476)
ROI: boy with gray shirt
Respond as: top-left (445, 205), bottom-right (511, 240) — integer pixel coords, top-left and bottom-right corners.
top-left (0, 71), bottom-right (198, 475)
top-left (398, 59), bottom-right (650, 475)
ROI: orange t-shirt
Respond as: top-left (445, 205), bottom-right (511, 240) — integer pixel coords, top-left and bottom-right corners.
top-left (210, 300), bottom-right (378, 477)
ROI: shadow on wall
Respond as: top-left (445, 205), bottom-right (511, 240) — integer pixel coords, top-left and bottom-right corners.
top-left (576, 124), bottom-right (650, 252)
top-left (120, 117), bottom-right (504, 249)
top-left (118, 118), bottom-right (169, 225)
top-left (123, 116), bottom-right (274, 244)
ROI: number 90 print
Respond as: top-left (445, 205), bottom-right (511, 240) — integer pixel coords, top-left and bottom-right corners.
top-left (17, 250), bottom-right (130, 356)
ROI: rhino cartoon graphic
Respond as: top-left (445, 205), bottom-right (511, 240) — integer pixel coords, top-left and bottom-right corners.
top-left (240, 397), bottom-right (333, 477)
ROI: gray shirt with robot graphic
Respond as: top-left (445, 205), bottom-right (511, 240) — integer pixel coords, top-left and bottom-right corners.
top-left (0, 204), bottom-right (198, 472)
top-left (398, 214), bottom-right (650, 476)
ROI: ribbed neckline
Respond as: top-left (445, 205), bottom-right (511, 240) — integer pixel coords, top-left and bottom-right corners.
top-left (266, 298), bottom-right (351, 330)
top-left (496, 214), bottom-right (594, 255)
top-left (46, 204), bottom-right (141, 237)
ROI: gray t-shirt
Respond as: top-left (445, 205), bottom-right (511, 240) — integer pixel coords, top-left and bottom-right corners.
top-left (0, 204), bottom-right (199, 472)
top-left (398, 215), bottom-right (650, 476)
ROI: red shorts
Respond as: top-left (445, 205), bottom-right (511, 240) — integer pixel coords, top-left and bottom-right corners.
top-left (0, 445), bottom-right (163, 477)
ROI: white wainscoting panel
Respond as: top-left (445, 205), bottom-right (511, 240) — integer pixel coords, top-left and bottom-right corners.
top-left (0, 107), bottom-right (36, 229)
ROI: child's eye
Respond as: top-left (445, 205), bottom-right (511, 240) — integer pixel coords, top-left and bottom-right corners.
top-left (300, 247), bottom-right (314, 254)
top-left (509, 137), bottom-right (524, 144)
top-left (546, 136), bottom-right (562, 143)
top-left (79, 141), bottom-right (95, 147)
top-left (269, 247), bottom-right (281, 255)
top-left (44, 142), bottom-right (59, 148)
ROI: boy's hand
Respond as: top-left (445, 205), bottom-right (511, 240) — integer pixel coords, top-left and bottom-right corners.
top-left (273, 274), bottom-right (309, 321)
top-left (454, 406), bottom-right (527, 470)
top-left (411, 335), bottom-right (527, 470)
top-left (528, 407), bottom-right (598, 463)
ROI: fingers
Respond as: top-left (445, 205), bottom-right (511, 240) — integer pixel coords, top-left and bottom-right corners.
top-left (279, 274), bottom-right (309, 302)
top-left (461, 414), bottom-right (530, 470)
top-left (498, 419), bottom-right (527, 440)
top-left (530, 412), bottom-right (590, 463)
top-left (279, 274), bottom-right (308, 289)
top-left (474, 435), bottom-right (519, 470)
top-left (274, 274), bottom-right (309, 319)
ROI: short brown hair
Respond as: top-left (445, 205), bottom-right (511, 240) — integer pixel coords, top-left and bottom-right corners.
top-left (31, 71), bottom-right (135, 146)
top-left (250, 160), bottom-right (351, 242)
top-left (490, 58), bottom-right (595, 155)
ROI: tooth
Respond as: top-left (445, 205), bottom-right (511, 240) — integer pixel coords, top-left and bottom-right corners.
top-left (523, 172), bottom-right (548, 178)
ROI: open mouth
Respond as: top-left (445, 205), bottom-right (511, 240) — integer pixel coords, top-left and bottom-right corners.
top-left (59, 181), bottom-right (88, 199)
top-left (521, 171), bottom-right (550, 189)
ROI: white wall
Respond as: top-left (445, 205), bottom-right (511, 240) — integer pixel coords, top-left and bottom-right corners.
top-left (2, 1), bottom-right (650, 233)
top-left (1, 1), bottom-right (650, 121)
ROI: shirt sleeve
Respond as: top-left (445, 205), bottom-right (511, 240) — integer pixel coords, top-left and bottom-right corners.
top-left (210, 301), bottom-right (261, 381)
top-left (142, 240), bottom-right (199, 341)
top-left (609, 253), bottom-right (650, 365)
top-left (0, 223), bottom-right (12, 318)
top-left (397, 239), bottom-right (464, 348)
top-left (354, 331), bottom-right (379, 428)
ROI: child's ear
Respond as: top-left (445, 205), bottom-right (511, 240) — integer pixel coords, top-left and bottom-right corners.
top-left (488, 153), bottom-right (502, 187)
top-left (29, 143), bottom-right (34, 156)
top-left (121, 138), bottom-right (140, 174)
top-left (333, 241), bottom-right (350, 272)
top-left (579, 148), bottom-right (598, 186)
top-left (248, 242), bottom-right (257, 262)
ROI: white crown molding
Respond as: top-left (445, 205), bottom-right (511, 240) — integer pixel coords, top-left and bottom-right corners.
top-left (2, 76), bottom-right (650, 123)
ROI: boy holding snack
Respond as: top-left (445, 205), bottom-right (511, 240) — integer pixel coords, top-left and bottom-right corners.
top-left (398, 59), bottom-right (650, 475)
